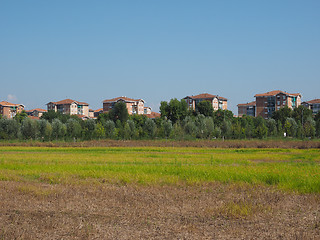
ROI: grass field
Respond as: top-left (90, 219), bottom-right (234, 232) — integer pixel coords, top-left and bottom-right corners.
top-left (0, 146), bottom-right (319, 193)
top-left (0, 146), bottom-right (319, 239)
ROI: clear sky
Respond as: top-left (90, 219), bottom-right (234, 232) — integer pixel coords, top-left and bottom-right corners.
top-left (1, 0), bottom-right (319, 114)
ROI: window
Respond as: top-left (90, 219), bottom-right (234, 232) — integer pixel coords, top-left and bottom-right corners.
top-left (283, 96), bottom-right (286, 100)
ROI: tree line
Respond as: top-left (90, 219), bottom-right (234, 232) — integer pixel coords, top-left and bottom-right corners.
top-left (0, 99), bottom-right (320, 141)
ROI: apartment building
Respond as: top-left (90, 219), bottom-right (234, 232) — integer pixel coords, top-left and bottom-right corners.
top-left (254, 90), bottom-right (301, 119)
top-left (25, 108), bottom-right (47, 118)
top-left (237, 101), bottom-right (256, 117)
top-left (183, 93), bottom-right (228, 111)
top-left (0, 101), bottom-right (25, 119)
top-left (302, 99), bottom-right (320, 115)
top-left (46, 99), bottom-right (89, 117)
top-left (103, 96), bottom-right (147, 115)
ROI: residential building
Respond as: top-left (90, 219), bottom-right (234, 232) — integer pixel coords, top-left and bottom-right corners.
top-left (254, 90), bottom-right (301, 119)
top-left (46, 99), bottom-right (89, 117)
top-left (302, 99), bottom-right (320, 115)
top-left (103, 96), bottom-right (147, 115)
top-left (25, 108), bottom-right (47, 118)
top-left (94, 108), bottom-right (103, 118)
top-left (183, 93), bottom-right (228, 111)
top-left (145, 112), bottom-right (161, 119)
top-left (0, 101), bottom-right (25, 119)
top-left (144, 107), bottom-right (152, 115)
top-left (89, 109), bottom-right (94, 118)
top-left (237, 101), bottom-right (256, 117)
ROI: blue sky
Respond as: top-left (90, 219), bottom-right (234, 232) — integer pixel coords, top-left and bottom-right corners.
top-left (1, 1), bottom-right (319, 114)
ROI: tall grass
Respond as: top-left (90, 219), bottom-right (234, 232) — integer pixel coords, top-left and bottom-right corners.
top-left (0, 147), bottom-right (319, 193)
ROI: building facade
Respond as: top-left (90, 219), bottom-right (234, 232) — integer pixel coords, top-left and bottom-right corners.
top-left (46, 99), bottom-right (89, 117)
top-left (103, 96), bottom-right (148, 115)
top-left (302, 99), bottom-right (320, 115)
top-left (183, 93), bottom-right (228, 111)
top-left (25, 108), bottom-right (47, 118)
top-left (237, 101), bottom-right (256, 117)
top-left (0, 101), bottom-right (25, 119)
top-left (254, 90), bottom-right (301, 119)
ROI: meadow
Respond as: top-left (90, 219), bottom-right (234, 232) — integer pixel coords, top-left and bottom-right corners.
top-left (0, 146), bottom-right (319, 193)
top-left (0, 145), bottom-right (320, 239)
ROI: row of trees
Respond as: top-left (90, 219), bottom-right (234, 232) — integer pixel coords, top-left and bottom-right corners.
top-left (0, 100), bottom-right (319, 141)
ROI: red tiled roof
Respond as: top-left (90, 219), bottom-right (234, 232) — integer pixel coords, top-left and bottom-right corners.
top-left (47, 99), bottom-right (89, 106)
top-left (305, 99), bottom-right (320, 104)
top-left (89, 109), bottom-right (94, 112)
top-left (103, 96), bottom-right (144, 103)
top-left (28, 116), bottom-right (40, 120)
top-left (0, 101), bottom-right (23, 107)
top-left (145, 112), bottom-right (161, 119)
top-left (94, 108), bottom-right (103, 112)
top-left (237, 101), bottom-right (256, 107)
top-left (26, 108), bottom-right (47, 113)
top-left (254, 90), bottom-right (301, 97)
top-left (184, 93), bottom-right (227, 101)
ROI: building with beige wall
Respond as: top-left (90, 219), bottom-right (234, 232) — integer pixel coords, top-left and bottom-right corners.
top-left (0, 101), bottom-right (25, 119)
top-left (183, 93), bottom-right (228, 111)
top-left (255, 90), bottom-right (301, 119)
top-left (103, 96), bottom-right (149, 115)
top-left (46, 99), bottom-right (89, 117)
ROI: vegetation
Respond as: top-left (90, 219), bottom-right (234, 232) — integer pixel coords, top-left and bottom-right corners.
top-left (1, 101), bottom-right (320, 141)
top-left (0, 146), bottom-right (319, 193)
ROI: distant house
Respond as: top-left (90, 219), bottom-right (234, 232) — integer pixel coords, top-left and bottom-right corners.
top-left (103, 96), bottom-right (148, 115)
top-left (46, 99), bottom-right (89, 117)
top-left (94, 108), bottom-right (103, 118)
top-left (144, 107), bottom-right (152, 115)
top-left (183, 93), bottom-right (228, 111)
top-left (254, 90), bottom-right (301, 119)
top-left (145, 112), bottom-right (161, 119)
top-left (302, 99), bottom-right (320, 115)
top-left (25, 108), bottom-right (47, 118)
top-left (237, 101), bottom-right (256, 117)
top-left (0, 101), bottom-right (25, 119)
top-left (89, 109), bottom-right (94, 118)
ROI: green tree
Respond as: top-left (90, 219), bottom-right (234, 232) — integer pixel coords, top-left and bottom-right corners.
top-left (109, 102), bottom-right (129, 123)
top-left (66, 119), bottom-right (82, 140)
top-left (292, 105), bottom-right (312, 125)
top-left (272, 106), bottom-right (292, 126)
top-left (104, 120), bottom-right (115, 138)
top-left (144, 119), bottom-right (156, 139)
top-left (284, 118), bottom-right (298, 137)
top-left (160, 99), bottom-right (188, 123)
top-left (14, 111), bottom-right (28, 123)
top-left (83, 119), bottom-right (96, 140)
top-left (266, 118), bottom-right (277, 137)
top-left (20, 118), bottom-right (39, 140)
top-left (52, 119), bottom-right (65, 140)
top-left (196, 101), bottom-right (214, 117)
top-left (162, 120), bottom-right (173, 139)
top-left (94, 122), bottom-right (105, 139)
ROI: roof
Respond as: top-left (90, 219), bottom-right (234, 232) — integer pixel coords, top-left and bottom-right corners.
top-left (0, 101), bottom-right (24, 107)
top-left (103, 96), bottom-right (144, 103)
top-left (28, 116), bottom-right (40, 120)
top-left (26, 108), bottom-right (47, 113)
top-left (145, 112), bottom-right (161, 119)
top-left (94, 108), bottom-right (103, 112)
top-left (47, 99), bottom-right (89, 106)
top-left (237, 101), bottom-right (256, 107)
top-left (254, 90), bottom-right (301, 98)
top-left (184, 93), bottom-right (228, 101)
top-left (304, 99), bottom-right (320, 104)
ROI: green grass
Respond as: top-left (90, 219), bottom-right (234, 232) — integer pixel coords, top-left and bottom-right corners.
top-left (0, 146), bottom-right (319, 193)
